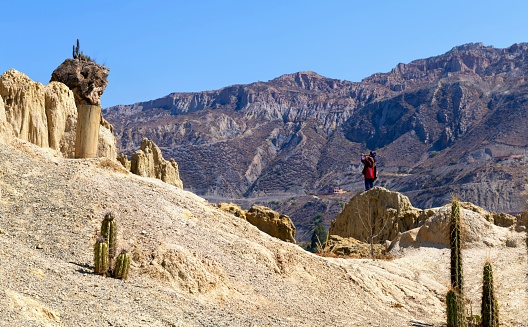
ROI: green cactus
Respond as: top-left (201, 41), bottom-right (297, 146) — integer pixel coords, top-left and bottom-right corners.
top-left (450, 200), bottom-right (464, 292)
top-left (73, 39), bottom-right (80, 59)
top-left (113, 250), bottom-right (131, 280)
top-left (101, 212), bottom-right (117, 260)
top-left (93, 237), bottom-right (109, 275)
top-left (448, 200), bottom-right (465, 326)
top-left (446, 289), bottom-right (461, 327)
top-left (481, 261), bottom-right (499, 327)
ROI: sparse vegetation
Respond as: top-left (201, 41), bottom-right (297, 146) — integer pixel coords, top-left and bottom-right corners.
top-left (309, 222), bottom-right (327, 253)
top-left (447, 199), bottom-right (465, 326)
top-left (114, 250), bottom-right (131, 280)
top-left (446, 289), bottom-right (462, 327)
top-left (356, 198), bottom-right (390, 258)
top-left (101, 212), bottom-right (117, 261)
top-left (97, 158), bottom-right (129, 173)
top-left (93, 212), bottom-right (131, 279)
top-left (72, 38), bottom-right (92, 62)
top-left (481, 261), bottom-right (499, 327)
top-left (93, 236), bottom-right (109, 276)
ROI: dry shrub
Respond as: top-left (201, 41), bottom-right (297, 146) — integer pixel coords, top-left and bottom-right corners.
top-left (97, 158), bottom-right (128, 173)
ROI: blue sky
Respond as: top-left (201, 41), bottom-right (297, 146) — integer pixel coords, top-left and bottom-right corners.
top-left (1, 1), bottom-right (527, 108)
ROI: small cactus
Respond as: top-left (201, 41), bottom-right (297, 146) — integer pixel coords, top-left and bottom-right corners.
top-left (481, 261), bottom-right (499, 327)
top-left (101, 212), bottom-right (117, 260)
top-left (94, 237), bottom-right (109, 275)
top-left (113, 250), bottom-right (131, 280)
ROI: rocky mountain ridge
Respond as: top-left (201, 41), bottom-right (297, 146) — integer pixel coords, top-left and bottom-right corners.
top-left (104, 43), bottom-right (528, 241)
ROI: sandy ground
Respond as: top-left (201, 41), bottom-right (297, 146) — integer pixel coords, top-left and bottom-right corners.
top-left (0, 138), bottom-right (526, 326)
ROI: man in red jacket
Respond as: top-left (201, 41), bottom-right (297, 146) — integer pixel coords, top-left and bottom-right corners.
top-left (361, 151), bottom-right (377, 191)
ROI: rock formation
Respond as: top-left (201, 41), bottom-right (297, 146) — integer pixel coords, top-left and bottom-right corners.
top-left (43, 81), bottom-right (77, 153)
top-left (329, 187), bottom-right (435, 244)
top-left (117, 153), bottom-right (131, 171)
top-left (0, 94), bottom-right (13, 143)
top-left (389, 204), bottom-right (522, 250)
top-left (323, 235), bottom-right (387, 258)
top-left (217, 202), bottom-right (297, 243)
top-left (51, 56), bottom-right (110, 158)
top-left (50, 58), bottom-right (109, 107)
top-left (217, 202), bottom-right (247, 220)
top-left (0, 69), bottom-right (116, 159)
top-left (127, 138), bottom-right (183, 188)
top-left (0, 69), bottom-right (49, 148)
top-left (245, 205), bottom-right (296, 243)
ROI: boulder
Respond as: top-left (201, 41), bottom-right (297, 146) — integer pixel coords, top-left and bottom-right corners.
top-left (328, 187), bottom-right (434, 244)
top-left (50, 58), bottom-right (109, 106)
top-left (130, 138), bottom-right (183, 188)
top-left (389, 204), bottom-right (514, 250)
top-left (245, 205), bottom-right (296, 243)
top-left (490, 212), bottom-right (517, 227)
top-left (323, 235), bottom-right (387, 258)
top-left (217, 203), bottom-right (247, 220)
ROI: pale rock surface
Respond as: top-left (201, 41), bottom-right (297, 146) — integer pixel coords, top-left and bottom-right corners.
top-left (245, 205), bottom-right (296, 243)
top-left (43, 81), bottom-right (77, 152)
top-left (96, 124), bottom-right (117, 160)
top-left (389, 204), bottom-right (520, 250)
top-left (130, 138), bottom-right (183, 188)
top-left (329, 187), bottom-right (435, 243)
top-left (3, 289), bottom-right (61, 325)
top-left (0, 95), bottom-right (14, 143)
top-left (0, 69), bottom-right (49, 148)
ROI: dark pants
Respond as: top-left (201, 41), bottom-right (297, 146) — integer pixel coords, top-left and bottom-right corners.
top-left (364, 178), bottom-right (374, 191)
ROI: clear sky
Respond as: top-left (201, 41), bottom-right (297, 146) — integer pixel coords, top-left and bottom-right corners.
top-left (1, 1), bottom-right (527, 108)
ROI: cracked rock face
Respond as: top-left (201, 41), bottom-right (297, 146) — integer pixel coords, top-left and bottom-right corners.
top-left (50, 58), bottom-right (109, 106)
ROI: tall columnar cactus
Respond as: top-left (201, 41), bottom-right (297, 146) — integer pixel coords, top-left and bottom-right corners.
top-left (450, 200), bottom-right (464, 292)
top-left (101, 212), bottom-right (117, 260)
top-left (94, 237), bottom-right (109, 275)
top-left (73, 39), bottom-right (80, 59)
top-left (448, 200), bottom-right (465, 326)
top-left (114, 250), bottom-right (131, 280)
top-left (481, 261), bottom-right (499, 327)
top-left (446, 289), bottom-right (462, 327)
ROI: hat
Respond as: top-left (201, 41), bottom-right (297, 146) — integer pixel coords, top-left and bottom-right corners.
top-left (369, 151), bottom-right (376, 157)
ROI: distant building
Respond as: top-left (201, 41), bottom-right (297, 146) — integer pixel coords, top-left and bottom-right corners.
top-left (329, 186), bottom-right (346, 194)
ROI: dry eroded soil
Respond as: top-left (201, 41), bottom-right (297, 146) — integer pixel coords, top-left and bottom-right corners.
top-left (0, 139), bottom-right (526, 326)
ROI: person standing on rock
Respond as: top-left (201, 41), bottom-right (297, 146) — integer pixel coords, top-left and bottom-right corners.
top-left (361, 151), bottom-right (377, 191)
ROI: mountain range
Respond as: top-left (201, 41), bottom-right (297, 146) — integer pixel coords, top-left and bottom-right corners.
top-left (104, 42), bottom-right (528, 242)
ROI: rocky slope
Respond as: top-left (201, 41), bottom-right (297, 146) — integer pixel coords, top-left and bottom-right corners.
top-left (0, 137), bottom-right (526, 326)
top-left (104, 43), bottom-right (528, 242)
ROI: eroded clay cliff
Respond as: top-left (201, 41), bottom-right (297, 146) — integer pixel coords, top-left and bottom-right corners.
top-left (0, 69), bottom-right (116, 159)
